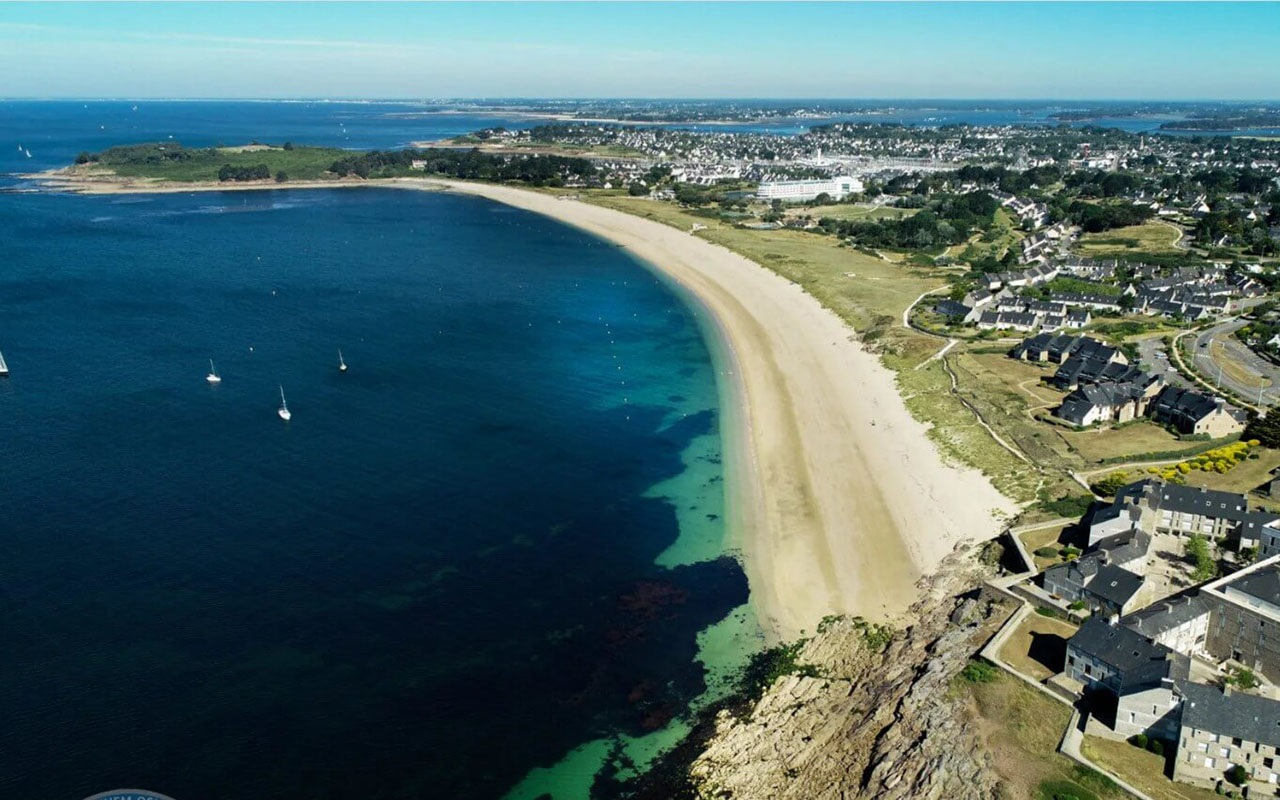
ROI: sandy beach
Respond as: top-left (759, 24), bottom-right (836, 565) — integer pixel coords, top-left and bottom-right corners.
top-left (418, 180), bottom-right (1015, 639)
top-left (24, 170), bottom-right (1015, 639)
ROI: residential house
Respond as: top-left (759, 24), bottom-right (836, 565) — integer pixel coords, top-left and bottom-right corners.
top-left (1055, 373), bottom-right (1162, 427)
top-left (1147, 386), bottom-right (1246, 438)
top-left (1122, 595), bottom-right (1211, 658)
top-left (1044, 529), bottom-right (1152, 615)
top-left (1200, 557), bottom-right (1280, 684)
top-left (1065, 617), bottom-right (1189, 738)
top-left (1174, 682), bottom-right (1280, 792)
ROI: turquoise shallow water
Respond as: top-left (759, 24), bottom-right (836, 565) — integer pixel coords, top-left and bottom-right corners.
top-left (0, 180), bottom-right (759, 798)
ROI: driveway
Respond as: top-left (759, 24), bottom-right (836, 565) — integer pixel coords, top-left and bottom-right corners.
top-left (1136, 335), bottom-right (1190, 389)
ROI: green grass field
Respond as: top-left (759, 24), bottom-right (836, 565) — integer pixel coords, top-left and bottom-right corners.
top-left (78, 144), bottom-right (348, 182)
top-left (1078, 222), bottom-right (1183, 255)
top-left (1059, 421), bottom-right (1188, 464)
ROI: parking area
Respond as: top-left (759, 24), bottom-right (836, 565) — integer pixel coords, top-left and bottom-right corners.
top-left (1136, 336), bottom-right (1190, 389)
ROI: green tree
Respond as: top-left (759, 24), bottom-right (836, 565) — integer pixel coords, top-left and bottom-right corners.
top-left (1186, 535), bottom-right (1218, 582)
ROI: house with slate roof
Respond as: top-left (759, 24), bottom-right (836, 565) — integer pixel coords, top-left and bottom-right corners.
top-left (1147, 385), bottom-right (1246, 438)
top-left (1174, 682), bottom-right (1280, 791)
top-left (1065, 616), bottom-right (1189, 738)
top-left (1200, 557), bottom-right (1280, 684)
top-left (1044, 529), bottom-right (1152, 615)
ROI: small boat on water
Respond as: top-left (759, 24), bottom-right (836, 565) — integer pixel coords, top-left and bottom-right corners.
top-left (338, 349), bottom-right (348, 372)
top-left (277, 385), bottom-right (292, 421)
top-left (23, 148), bottom-right (31, 158)
top-left (0, 349), bottom-right (8, 377)
top-left (206, 359), bottom-right (221, 383)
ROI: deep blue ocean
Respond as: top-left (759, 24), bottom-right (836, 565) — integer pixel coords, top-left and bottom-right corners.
top-left (0, 102), bottom-right (753, 800)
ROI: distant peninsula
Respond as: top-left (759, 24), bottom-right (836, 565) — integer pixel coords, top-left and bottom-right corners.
top-left (1159, 110), bottom-right (1280, 131)
top-left (32, 141), bottom-right (599, 193)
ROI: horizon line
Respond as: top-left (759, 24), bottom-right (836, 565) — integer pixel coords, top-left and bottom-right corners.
top-left (4, 96), bottom-right (1280, 104)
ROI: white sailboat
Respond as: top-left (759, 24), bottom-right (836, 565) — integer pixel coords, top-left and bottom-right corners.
top-left (206, 359), bottom-right (221, 383)
top-left (277, 385), bottom-right (292, 421)
top-left (338, 349), bottom-right (348, 372)
top-left (0, 349), bottom-right (8, 377)
top-left (23, 148), bottom-right (31, 158)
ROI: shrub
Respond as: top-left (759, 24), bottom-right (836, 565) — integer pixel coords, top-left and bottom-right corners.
top-left (1147, 738), bottom-right (1164, 756)
top-left (959, 658), bottom-right (1000, 684)
top-left (1061, 546), bottom-right (1081, 558)
top-left (1129, 733), bottom-right (1149, 748)
top-left (1035, 546), bottom-right (1060, 558)
top-left (1227, 666), bottom-right (1260, 691)
top-left (1068, 600), bottom-right (1087, 611)
top-left (1038, 494), bottom-right (1094, 518)
top-left (1227, 763), bottom-right (1248, 786)
top-left (1090, 471), bottom-right (1130, 496)
top-left (1036, 606), bottom-right (1061, 618)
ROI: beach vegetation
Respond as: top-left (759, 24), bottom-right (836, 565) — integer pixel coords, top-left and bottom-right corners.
top-left (740, 640), bottom-right (822, 697)
top-left (1037, 494), bottom-right (1094, 518)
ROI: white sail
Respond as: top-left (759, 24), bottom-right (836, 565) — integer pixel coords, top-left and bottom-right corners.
top-left (338, 349), bottom-right (347, 371)
top-left (206, 359), bottom-right (221, 383)
top-left (0, 349), bottom-right (8, 376)
top-left (278, 385), bottom-right (291, 421)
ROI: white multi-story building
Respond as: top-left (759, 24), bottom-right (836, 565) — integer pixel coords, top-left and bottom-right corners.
top-left (756, 175), bottom-right (864, 203)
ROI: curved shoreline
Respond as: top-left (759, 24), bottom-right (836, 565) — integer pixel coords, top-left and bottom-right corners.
top-left (414, 180), bottom-right (1015, 639)
top-left (31, 172), bottom-right (1015, 639)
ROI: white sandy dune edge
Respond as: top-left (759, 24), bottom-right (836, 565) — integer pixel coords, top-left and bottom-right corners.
top-left (421, 180), bottom-right (1016, 639)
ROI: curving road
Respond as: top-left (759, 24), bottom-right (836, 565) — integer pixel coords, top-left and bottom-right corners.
top-left (1189, 318), bottom-right (1280, 406)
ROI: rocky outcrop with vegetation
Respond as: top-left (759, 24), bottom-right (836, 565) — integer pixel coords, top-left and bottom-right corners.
top-left (686, 555), bottom-right (1011, 800)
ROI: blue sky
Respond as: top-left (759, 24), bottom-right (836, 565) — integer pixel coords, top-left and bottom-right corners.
top-left (1, 2), bottom-right (1277, 100)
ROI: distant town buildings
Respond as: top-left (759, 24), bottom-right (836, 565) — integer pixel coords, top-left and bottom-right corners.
top-left (756, 175), bottom-right (864, 203)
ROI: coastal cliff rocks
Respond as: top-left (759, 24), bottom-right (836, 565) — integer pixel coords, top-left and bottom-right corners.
top-left (687, 560), bottom-right (1008, 800)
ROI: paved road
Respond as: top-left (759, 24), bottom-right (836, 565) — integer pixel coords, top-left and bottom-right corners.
top-left (1190, 318), bottom-right (1280, 406)
top-left (1136, 335), bottom-right (1190, 389)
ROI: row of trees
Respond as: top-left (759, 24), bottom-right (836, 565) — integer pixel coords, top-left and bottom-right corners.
top-left (329, 149), bottom-right (597, 187)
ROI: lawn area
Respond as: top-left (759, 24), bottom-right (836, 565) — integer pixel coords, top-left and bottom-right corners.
top-left (999, 613), bottom-right (1078, 680)
top-left (1059, 421), bottom-right (1192, 464)
top-left (1081, 736), bottom-right (1222, 800)
top-left (1182, 446), bottom-right (1280, 497)
top-left (964, 669), bottom-right (1126, 800)
top-left (1020, 523), bottom-right (1076, 571)
top-left (1078, 222), bottom-right (1184, 255)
